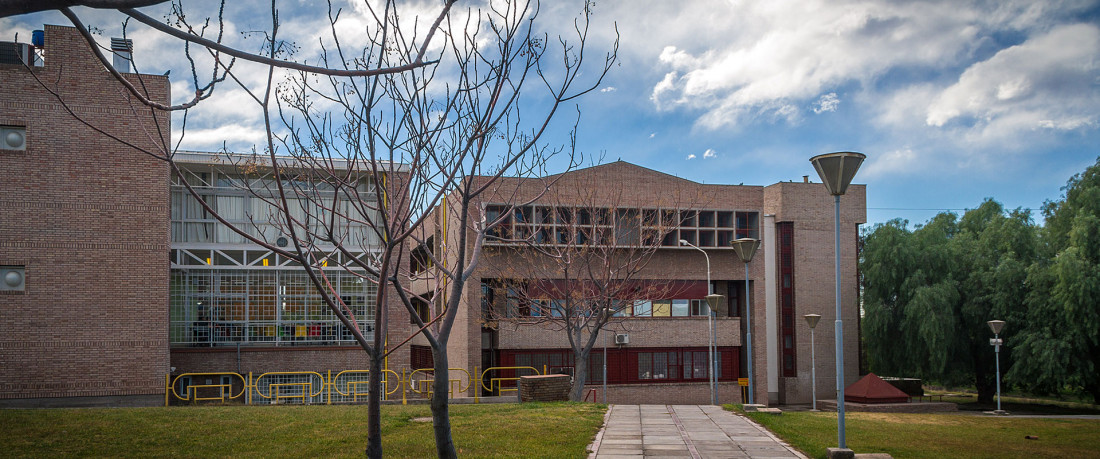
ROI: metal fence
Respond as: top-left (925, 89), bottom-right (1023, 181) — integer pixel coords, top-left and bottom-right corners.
top-left (165, 366), bottom-right (547, 406)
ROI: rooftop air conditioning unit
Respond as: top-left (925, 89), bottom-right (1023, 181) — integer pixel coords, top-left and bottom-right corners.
top-left (0, 42), bottom-right (32, 66)
top-left (614, 333), bottom-right (629, 345)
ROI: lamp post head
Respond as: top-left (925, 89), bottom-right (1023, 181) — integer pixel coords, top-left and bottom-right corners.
top-left (705, 294), bottom-right (724, 314)
top-left (810, 151), bottom-right (866, 196)
top-left (731, 238), bottom-right (760, 264)
top-left (804, 313), bottom-right (821, 329)
top-left (987, 320), bottom-right (1006, 335)
top-left (679, 239), bottom-right (689, 246)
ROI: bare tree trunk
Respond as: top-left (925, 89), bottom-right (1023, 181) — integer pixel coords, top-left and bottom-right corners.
top-left (365, 350), bottom-right (383, 459)
top-left (571, 352), bottom-right (589, 401)
top-left (431, 345), bottom-right (457, 459)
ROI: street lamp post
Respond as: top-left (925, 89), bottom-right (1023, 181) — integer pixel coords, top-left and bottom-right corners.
top-left (804, 314), bottom-right (821, 411)
top-left (681, 239), bottom-right (725, 405)
top-left (987, 320), bottom-right (1006, 415)
top-left (810, 151), bottom-right (865, 455)
top-left (731, 238), bottom-right (760, 404)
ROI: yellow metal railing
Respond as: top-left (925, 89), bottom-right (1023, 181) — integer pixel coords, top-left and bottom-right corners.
top-left (165, 366), bottom-right (546, 406)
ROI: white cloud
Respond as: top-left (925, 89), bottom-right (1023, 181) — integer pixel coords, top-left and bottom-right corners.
top-left (176, 124), bottom-right (268, 151)
top-left (649, 133), bottom-right (656, 138)
top-left (860, 148), bottom-right (922, 179)
top-left (703, 149), bottom-right (716, 159)
top-left (686, 154), bottom-right (696, 160)
top-left (925, 23), bottom-right (1100, 141)
top-left (634, 0), bottom-right (1097, 135)
top-left (600, 86), bottom-right (617, 93)
top-left (813, 93), bottom-right (840, 114)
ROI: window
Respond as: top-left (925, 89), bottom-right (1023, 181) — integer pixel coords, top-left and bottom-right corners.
top-left (690, 299), bottom-right (708, 316)
top-left (500, 347), bottom-right (736, 385)
top-left (480, 280), bottom-right (495, 320)
top-left (410, 237), bottom-right (434, 275)
top-left (651, 300), bottom-right (671, 317)
top-left (170, 184), bottom-right (381, 246)
top-left (671, 299), bottom-right (690, 317)
top-left (778, 221), bottom-right (797, 377)
top-left (485, 205), bottom-right (510, 239)
top-left (410, 293), bottom-right (432, 324)
top-left (411, 345), bottom-right (434, 370)
top-left (736, 212), bottom-right (760, 239)
top-left (169, 270), bottom-right (374, 347)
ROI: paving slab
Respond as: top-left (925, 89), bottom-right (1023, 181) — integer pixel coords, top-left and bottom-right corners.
top-left (588, 405), bottom-right (807, 459)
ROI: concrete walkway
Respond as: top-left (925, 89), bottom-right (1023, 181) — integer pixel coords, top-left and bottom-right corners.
top-left (588, 405), bottom-right (807, 458)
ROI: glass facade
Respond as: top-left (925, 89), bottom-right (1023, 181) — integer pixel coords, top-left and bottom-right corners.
top-left (169, 164), bottom-right (382, 348)
top-left (169, 269), bottom-right (375, 347)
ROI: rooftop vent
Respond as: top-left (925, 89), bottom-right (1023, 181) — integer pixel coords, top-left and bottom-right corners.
top-left (111, 37), bottom-right (133, 73)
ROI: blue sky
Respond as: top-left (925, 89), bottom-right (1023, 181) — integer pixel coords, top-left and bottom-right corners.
top-left (4, 0), bottom-right (1099, 227)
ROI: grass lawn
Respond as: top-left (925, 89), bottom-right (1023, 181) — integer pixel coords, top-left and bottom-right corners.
top-left (0, 402), bottom-right (605, 458)
top-left (734, 406), bottom-right (1100, 459)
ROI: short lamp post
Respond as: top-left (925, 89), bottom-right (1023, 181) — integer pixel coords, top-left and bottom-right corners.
top-left (681, 239), bottom-right (725, 405)
top-left (988, 320), bottom-right (1006, 415)
top-left (810, 151), bottom-right (865, 454)
top-left (804, 314), bottom-right (821, 411)
top-left (731, 238), bottom-right (760, 404)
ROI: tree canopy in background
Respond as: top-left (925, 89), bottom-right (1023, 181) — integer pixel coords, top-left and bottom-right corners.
top-left (861, 200), bottom-right (1037, 403)
top-left (863, 157), bottom-right (1100, 404)
top-left (1008, 158), bottom-right (1100, 404)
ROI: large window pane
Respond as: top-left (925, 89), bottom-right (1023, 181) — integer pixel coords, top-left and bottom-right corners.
top-left (169, 269), bottom-right (375, 347)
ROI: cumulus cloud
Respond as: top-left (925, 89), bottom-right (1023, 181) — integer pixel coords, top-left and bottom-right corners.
top-left (813, 93), bottom-right (840, 114)
top-left (639, 0), bottom-right (1097, 137)
top-left (686, 154), bottom-right (696, 160)
top-left (703, 149), bottom-right (717, 159)
top-left (925, 23), bottom-right (1100, 141)
top-left (600, 86), bottom-right (618, 93)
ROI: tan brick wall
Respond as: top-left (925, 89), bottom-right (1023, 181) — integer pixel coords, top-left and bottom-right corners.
top-left (765, 182), bottom-right (865, 405)
top-left (519, 374), bottom-right (571, 402)
top-left (591, 381), bottom-right (744, 405)
top-left (0, 25), bottom-right (171, 399)
top-left (497, 318), bottom-right (741, 349)
top-left (171, 347), bottom-right (373, 374)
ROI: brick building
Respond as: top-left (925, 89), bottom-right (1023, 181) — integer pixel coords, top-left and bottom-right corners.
top-left (0, 25), bottom-right (171, 406)
top-left (408, 162), bottom-right (865, 405)
top-left (0, 26), bottom-right (403, 407)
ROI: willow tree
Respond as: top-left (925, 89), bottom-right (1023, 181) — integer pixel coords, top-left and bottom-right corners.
top-left (861, 199), bottom-right (1037, 403)
top-left (1009, 157), bottom-right (1100, 404)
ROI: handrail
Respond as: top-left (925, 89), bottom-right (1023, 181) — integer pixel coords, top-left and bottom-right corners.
top-left (480, 366), bottom-right (541, 394)
top-left (165, 365), bottom-right (553, 405)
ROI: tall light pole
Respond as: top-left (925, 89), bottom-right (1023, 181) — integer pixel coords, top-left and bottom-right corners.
top-left (805, 314), bottom-right (821, 411)
top-left (810, 151), bottom-right (865, 455)
top-left (681, 239), bottom-right (725, 405)
top-left (987, 320), bottom-right (1006, 415)
top-left (731, 238), bottom-right (760, 404)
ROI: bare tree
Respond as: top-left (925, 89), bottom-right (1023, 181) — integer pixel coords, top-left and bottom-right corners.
top-left (478, 178), bottom-right (695, 401)
top-left (18, 1), bottom-right (616, 458)
top-left (12, 1), bottom-right (455, 114)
